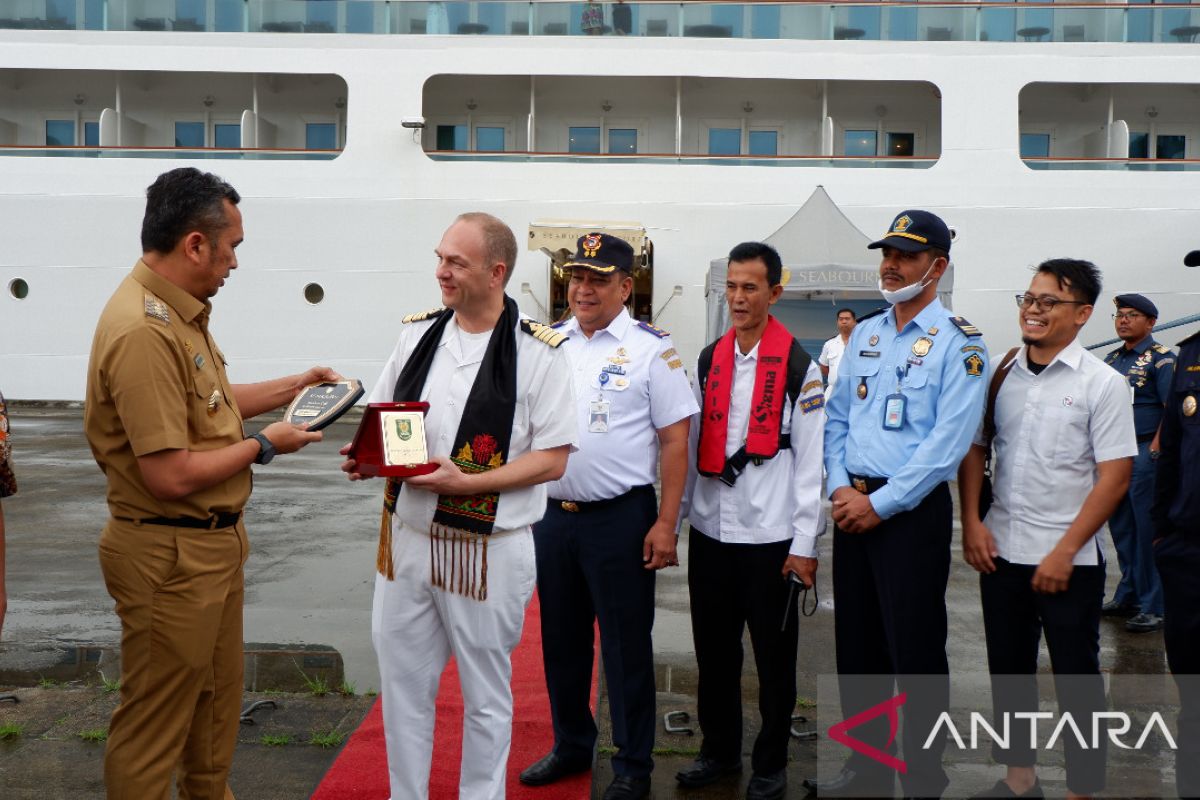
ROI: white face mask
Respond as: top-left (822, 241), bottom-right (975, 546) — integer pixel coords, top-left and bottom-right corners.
top-left (878, 259), bottom-right (938, 304)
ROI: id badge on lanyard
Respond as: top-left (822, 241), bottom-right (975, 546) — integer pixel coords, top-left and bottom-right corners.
top-left (883, 366), bottom-right (907, 431)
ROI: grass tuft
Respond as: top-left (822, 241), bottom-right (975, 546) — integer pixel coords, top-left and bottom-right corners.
top-left (309, 729), bottom-right (346, 748)
top-left (292, 660), bottom-right (330, 697)
top-left (337, 679), bottom-right (357, 697)
top-left (78, 728), bottom-right (108, 743)
top-left (0, 723), bottom-right (24, 740)
top-left (37, 677), bottom-right (59, 689)
top-left (260, 733), bottom-right (292, 747)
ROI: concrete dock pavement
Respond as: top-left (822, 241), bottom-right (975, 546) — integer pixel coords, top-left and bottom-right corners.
top-left (0, 405), bottom-right (1179, 798)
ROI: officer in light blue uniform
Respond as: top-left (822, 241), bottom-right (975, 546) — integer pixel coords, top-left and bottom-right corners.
top-left (817, 210), bottom-right (988, 799)
top-left (1102, 292), bottom-right (1175, 633)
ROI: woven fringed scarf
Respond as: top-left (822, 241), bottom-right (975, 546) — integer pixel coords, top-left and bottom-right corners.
top-left (376, 297), bottom-right (518, 601)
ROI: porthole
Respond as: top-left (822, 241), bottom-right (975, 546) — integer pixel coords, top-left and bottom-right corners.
top-left (303, 282), bottom-right (325, 305)
top-left (8, 278), bottom-right (28, 300)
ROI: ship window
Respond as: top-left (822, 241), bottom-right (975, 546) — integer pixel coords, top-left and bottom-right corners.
top-left (8, 278), bottom-right (28, 300)
top-left (84, 121), bottom-right (100, 147)
top-left (609, 128), bottom-right (638, 154)
top-left (708, 128), bottom-right (741, 155)
top-left (437, 124), bottom-right (468, 151)
top-left (175, 122), bottom-right (205, 148)
top-left (214, 124), bottom-right (241, 149)
top-left (748, 130), bottom-right (778, 156)
top-left (844, 130), bottom-right (877, 157)
top-left (1020, 133), bottom-right (1051, 158)
top-left (346, 2), bottom-right (374, 33)
top-left (303, 283), bottom-right (325, 305)
top-left (45, 120), bottom-right (74, 147)
top-left (214, 0), bottom-right (242, 31)
top-left (1129, 132), bottom-right (1150, 159)
top-left (176, 0), bottom-right (205, 28)
top-left (886, 132), bottom-right (914, 157)
top-left (1157, 134), bottom-right (1186, 159)
top-left (306, 122), bottom-right (337, 150)
top-left (568, 126), bottom-right (601, 154)
top-left (475, 127), bottom-right (505, 152)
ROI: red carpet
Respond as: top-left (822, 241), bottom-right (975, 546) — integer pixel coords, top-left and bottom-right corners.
top-left (312, 592), bottom-right (595, 799)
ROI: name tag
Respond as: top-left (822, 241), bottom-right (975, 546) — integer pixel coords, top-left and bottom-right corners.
top-left (883, 393), bottom-right (906, 431)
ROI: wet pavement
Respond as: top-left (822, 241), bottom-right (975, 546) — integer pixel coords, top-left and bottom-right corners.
top-left (0, 406), bottom-right (1178, 798)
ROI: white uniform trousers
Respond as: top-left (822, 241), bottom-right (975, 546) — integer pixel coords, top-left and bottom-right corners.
top-left (372, 521), bottom-right (537, 800)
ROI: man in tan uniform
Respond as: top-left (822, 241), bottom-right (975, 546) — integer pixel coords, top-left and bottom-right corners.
top-left (85, 167), bottom-right (335, 800)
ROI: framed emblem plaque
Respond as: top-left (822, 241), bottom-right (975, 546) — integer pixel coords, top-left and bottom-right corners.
top-left (284, 379), bottom-right (365, 432)
top-left (348, 401), bottom-right (438, 477)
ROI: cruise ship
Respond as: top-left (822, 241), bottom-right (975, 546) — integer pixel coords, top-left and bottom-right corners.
top-left (2, 0), bottom-right (1199, 401)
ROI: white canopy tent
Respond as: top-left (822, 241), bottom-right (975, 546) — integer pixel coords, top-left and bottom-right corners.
top-left (705, 186), bottom-right (954, 339)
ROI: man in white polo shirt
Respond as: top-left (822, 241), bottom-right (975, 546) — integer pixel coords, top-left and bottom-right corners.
top-left (959, 258), bottom-right (1135, 799)
top-left (818, 307), bottom-right (856, 400)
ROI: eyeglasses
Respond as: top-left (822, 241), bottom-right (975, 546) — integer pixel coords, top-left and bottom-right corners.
top-left (1112, 312), bottom-right (1146, 321)
top-left (1015, 294), bottom-right (1089, 312)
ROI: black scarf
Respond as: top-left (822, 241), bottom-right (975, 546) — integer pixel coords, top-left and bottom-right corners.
top-left (376, 295), bottom-right (519, 599)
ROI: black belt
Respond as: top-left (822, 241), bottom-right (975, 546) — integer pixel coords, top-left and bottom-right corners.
top-left (133, 511), bottom-right (242, 530)
top-left (1137, 432), bottom-right (1156, 444)
top-left (550, 484), bottom-right (653, 514)
top-left (848, 473), bottom-right (888, 494)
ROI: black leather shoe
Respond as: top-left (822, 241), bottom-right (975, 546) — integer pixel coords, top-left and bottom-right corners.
top-left (602, 774), bottom-right (651, 800)
top-left (1101, 599), bottom-right (1138, 618)
top-left (802, 767), bottom-right (894, 797)
top-left (675, 755), bottom-right (743, 787)
top-left (746, 769), bottom-right (788, 800)
top-left (518, 751), bottom-right (591, 786)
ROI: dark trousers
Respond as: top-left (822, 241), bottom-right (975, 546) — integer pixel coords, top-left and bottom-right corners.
top-left (1155, 534), bottom-right (1200, 799)
top-left (980, 557), bottom-right (1106, 795)
top-left (1110, 440), bottom-right (1164, 614)
top-left (832, 482), bottom-right (952, 798)
top-left (532, 485), bottom-right (658, 777)
top-left (687, 528), bottom-right (797, 775)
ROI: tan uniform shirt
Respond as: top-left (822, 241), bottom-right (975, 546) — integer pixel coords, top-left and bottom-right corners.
top-left (85, 260), bottom-right (249, 520)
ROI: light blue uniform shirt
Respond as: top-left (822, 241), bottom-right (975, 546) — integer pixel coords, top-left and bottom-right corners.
top-left (824, 297), bottom-right (988, 519)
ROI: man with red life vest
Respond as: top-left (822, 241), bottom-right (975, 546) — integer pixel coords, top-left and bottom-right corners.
top-left (677, 241), bottom-right (825, 800)
top-left (816, 210), bottom-right (987, 798)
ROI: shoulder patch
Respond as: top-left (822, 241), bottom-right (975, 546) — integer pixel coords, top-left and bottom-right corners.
top-left (402, 306), bottom-right (447, 324)
top-left (964, 352), bottom-right (985, 377)
top-left (800, 395), bottom-right (825, 415)
top-left (521, 319), bottom-right (567, 348)
top-left (961, 344), bottom-right (984, 354)
top-left (802, 379), bottom-right (824, 394)
top-left (143, 293), bottom-right (170, 324)
top-left (949, 316), bottom-right (982, 338)
top-left (635, 319), bottom-right (669, 338)
top-left (1156, 358), bottom-right (1175, 369)
top-left (857, 307), bottom-right (887, 323)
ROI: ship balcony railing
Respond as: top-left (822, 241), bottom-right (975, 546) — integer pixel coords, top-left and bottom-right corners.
top-left (426, 149), bottom-right (938, 167)
top-left (2, 1), bottom-right (1199, 44)
top-left (1023, 156), bottom-right (1200, 170)
top-left (0, 144), bottom-right (341, 159)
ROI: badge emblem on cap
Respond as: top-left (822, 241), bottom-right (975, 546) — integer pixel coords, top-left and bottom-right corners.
top-left (893, 215), bottom-right (912, 233)
top-left (582, 234), bottom-right (602, 258)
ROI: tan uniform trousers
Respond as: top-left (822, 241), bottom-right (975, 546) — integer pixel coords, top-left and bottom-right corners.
top-left (99, 516), bottom-right (248, 800)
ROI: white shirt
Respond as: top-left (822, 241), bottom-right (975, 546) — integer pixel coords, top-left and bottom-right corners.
top-left (682, 340), bottom-right (826, 557)
top-left (977, 339), bottom-right (1137, 566)
top-left (818, 334), bottom-right (848, 398)
top-left (368, 312), bottom-right (578, 532)
top-left (548, 309), bottom-right (699, 501)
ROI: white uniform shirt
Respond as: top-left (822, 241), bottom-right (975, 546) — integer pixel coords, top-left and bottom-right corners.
top-left (548, 309), bottom-right (699, 501)
top-left (977, 339), bottom-right (1137, 566)
top-left (682, 341), bottom-right (826, 557)
top-left (818, 334), bottom-right (848, 399)
top-left (368, 312), bottom-right (578, 532)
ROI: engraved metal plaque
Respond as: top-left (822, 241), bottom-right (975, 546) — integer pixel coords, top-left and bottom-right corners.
top-left (284, 379), bottom-right (364, 432)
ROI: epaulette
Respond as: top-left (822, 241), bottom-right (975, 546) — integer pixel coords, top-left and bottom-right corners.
top-left (402, 307), bottom-right (447, 324)
top-left (143, 293), bottom-right (170, 324)
top-left (1151, 343), bottom-right (1172, 355)
top-left (521, 319), bottom-right (567, 348)
top-left (635, 320), bottom-right (669, 339)
top-left (948, 315), bottom-right (982, 337)
top-left (856, 307), bottom-right (887, 323)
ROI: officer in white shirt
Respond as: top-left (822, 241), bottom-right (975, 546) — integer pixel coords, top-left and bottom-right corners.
top-left (518, 234), bottom-right (697, 800)
top-left (341, 213), bottom-right (578, 800)
top-left (959, 259), bottom-right (1135, 800)
top-left (818, 307), bottom-right (857, 400)
top-left (678, 242), bottom-right (825, 800)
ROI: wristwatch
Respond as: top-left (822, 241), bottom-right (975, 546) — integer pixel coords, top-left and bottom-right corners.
top-left (1150, 449), bottom-right (1161, 460)
top-left (248, 432), bottom-right (276, 465)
